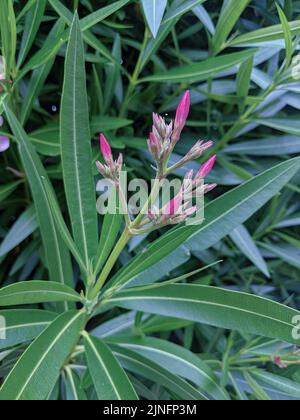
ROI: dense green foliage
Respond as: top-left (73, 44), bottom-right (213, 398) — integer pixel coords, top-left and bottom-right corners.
top-left (1, 0), bottom-right (300, 401)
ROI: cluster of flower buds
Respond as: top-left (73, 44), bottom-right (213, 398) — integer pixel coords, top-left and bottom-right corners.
top-left (96, 134), bottom-right (123, 183)
top-left (147, 91), bottom-right (214, 173)
top-left (147, 155), bottom-right (217, 226)
top-left (0, 116), bottom-right (10, 153)
top-left (96, 90), bottom-right (217, 230)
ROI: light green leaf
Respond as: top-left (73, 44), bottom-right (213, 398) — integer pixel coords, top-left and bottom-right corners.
top-left (80, 0), bottom-right (130, 32)
top-left (141, 49), bottom-right (256, 83)
top-left (108, 284), bottom-right (300, 346)
top-left (212, 0), bottom-right (250, 54)
top-left (110, 344), bottom-right (208, 400)
top-left (276, 4), bottom-right (293, 69)
top-left (0, 311), bottom-right (85, 400)
top-left (61, 13), bottom-right (98, 267)
top-left (83, 333), bottom-right (138, 400)
top-left (255, 118), bottom-right (300, 136)
top-left (0, 310), bottom-right (56, 350)
top-left (107, 158), bottom-right (300, 290)
top-left (141, 0), bottom-right (167, 38)
top-left (106, 336), bottom-right (229, 400)
top-left (164, 0), bottom-right (207, 23)
top-left (252, 370), bottom-right (300, 399)
top-left (0, 206), bottom-right (38, 257)
top-left (94, 200), bottom-right (123, 275)
top-left (0, 281), bottom-right (81, 306)
top-left (229, 225), bottom-right (270, 278)
top-left (230, 20), bottom-right (300, 46)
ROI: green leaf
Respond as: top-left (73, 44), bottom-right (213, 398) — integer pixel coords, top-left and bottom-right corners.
top-left (61, 13), bottom-right (98, 267)
top-left (109, 284), bottom-right (300, 346)
top-left (0, 310), bottom-right (56, 350)
top-left (163, 0), bottom-right (207, 23)
top-left (141, 0), bottom-right (167, 38)
top-left (17, 0), bottom-right (47, 67)
top-left (252, 370), bottom-right (300, 399)
top-left (48, 0), bottom-right (120, 66)
top-left (110, 344), bottom-right (208, 400)
top-left (20, 18), bottom-right (66, 125)
top-left (229, 225), bottom-right (270, 278)
top-left (0, 181), bottom-right (22, 203)
top-left (64, 367), bottom-right (87, 401)
top-left (212, 0), bottom-right (250, 54)
top-left (80, 0), bottom-right (131, 32)
top-left (0, 0), bottom-right (16, 77)
top-left (230, 20), bottom-right (300, 46)
top-left (107, 158), bottom-right (300, 290)
top-left (3, 103), bottom-right (74, 298)
top-left (141, 49), bottom-right (256, 83)
top-left (16, 31), bottom-right (67, 81)
top-left (0, 206), bottom-right (38, 257)
top-left (236, 56), bottom-right (253, 112)
top-left (83, 333), bottom-right (138, 400)
top-left (255, 118), bottom-right (300, 136)
top-left (106, 336), bottom-right (229, 400)
top-left (0, 310), bottom-right (85, 400)
top-left (276, 4), bottom-right (293, 69)
top-left (0, 281), bottom-right (81, 306)
top-left (42, 177), bottom-right (88, 275)
top-left (260, 242), bottom-right (300, 270)
top-left (94, 200), bottom-right (123, 274)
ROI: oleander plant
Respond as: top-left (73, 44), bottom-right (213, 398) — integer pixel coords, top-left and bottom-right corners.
top-left (1, 0), bottom-right (300, 401)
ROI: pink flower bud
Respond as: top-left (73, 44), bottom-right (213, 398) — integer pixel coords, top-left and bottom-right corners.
top-left (197, 155), bottom-right (217, 179)
top-left (172, 91), bottom-right (190, 143)
top-left (100, 134), bottom-right (113, 163)
top-left (175, 91), bottom-right (190, 128)
top-left (0, 136), bottom-right (10, 152)
top-left (164, 194), bottom-right (183, 217)
top-left (148, 132), bottom-right (161, 160)
top-left (204, 183), bottom-right (217, 194)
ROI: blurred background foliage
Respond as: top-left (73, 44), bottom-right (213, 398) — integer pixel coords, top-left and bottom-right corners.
top-left (1, 0), bottom-right (300, 400)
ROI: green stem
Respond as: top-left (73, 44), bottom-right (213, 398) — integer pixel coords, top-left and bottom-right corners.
top-left (90, 228), bottom-right (131, 299)
top-left (119, 28), bottom-right (149, 119)
top-left (131, 177), bottom-right (161, 228)
top-left (208, 83), bottom-right (276, 156)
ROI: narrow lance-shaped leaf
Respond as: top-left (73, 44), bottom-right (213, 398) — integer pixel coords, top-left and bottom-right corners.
top-left (107, 158), bottom-right (300, 290)
top-left (141, 49), bottom-right (256, 83)
top-left (212, 0), bottom-right (250, 54)
top-left (83, 333), bottom-right (138, 400)
top-left (60, 13), bottom-right (98, 268)
top-left (0, 281), bottom-right (82, 307)
top-left (0, 206), bottom-right (38, 257)
top-left (17, 0), bottom-right (47, 67)
top-left (0, 311), bottom-right (85, 401)
top-left (106, 336), bottom-right (229, 400)
top-left (108, 284), bottom-right (300, 346)
top-left (276, 4), bottom-right (293, 69)
top-left (229, 20), bottom-right (300, 46)
top-left (0, 310), bottom-right (56, 351)
top-left (141, 0), bottom-right (167, 38)
top-left (3, 103), bottom-right (74, 299)
top-left (110, 344), bottom-right (208, 400)
top-left (229, 225), bottom-right (270, 278)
